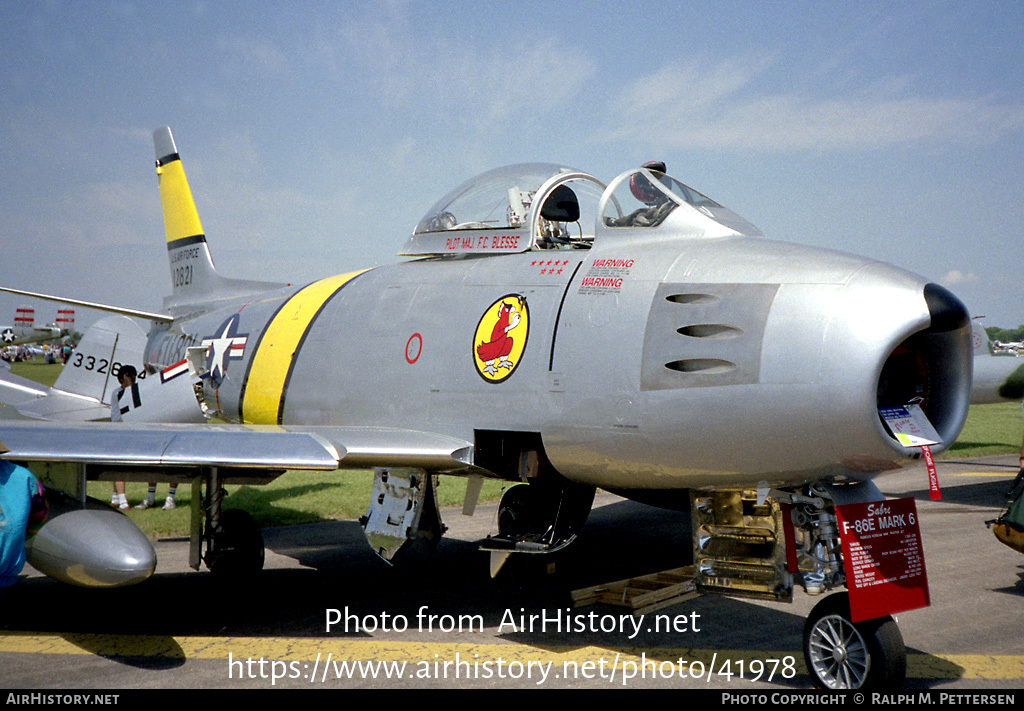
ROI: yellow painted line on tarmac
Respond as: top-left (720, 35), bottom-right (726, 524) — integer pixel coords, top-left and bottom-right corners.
top-left (1, 633), bottom-right (1023, 680)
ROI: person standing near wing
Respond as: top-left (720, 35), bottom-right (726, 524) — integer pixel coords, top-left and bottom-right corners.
top-left (109, 365), bottom-right (138, 510)
top-left (109, 364), bottom-right (178, 511)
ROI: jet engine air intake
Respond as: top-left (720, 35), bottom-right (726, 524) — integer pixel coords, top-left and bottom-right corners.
top-left (876, 283), bottom-right (971, 451)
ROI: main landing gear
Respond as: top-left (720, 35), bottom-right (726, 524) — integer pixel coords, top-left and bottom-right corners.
top-left (360, 468), bottom-right (446, 564)
top-left (197, 467), bottom-right (266, 578)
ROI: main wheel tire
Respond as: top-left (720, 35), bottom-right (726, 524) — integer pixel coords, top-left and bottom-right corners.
top-left (803, 592), bottom-right (906, 690)
top-left (497, 485), bottom-right (535, 537)
top-left (208, 509), bottom-right (265, 578)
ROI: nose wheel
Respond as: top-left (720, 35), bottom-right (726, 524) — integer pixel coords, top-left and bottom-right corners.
top-left (803, 593), bottom-right (905, 690)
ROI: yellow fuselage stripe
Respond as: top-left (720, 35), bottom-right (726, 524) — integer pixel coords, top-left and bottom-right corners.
top-left (242, 270), bottom-right (367, 424)
top-left (156, 158), bottom-right (204, 244)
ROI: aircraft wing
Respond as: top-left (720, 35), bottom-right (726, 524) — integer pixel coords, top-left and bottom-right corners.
top-left (0, 421), bottom-right (474, 473)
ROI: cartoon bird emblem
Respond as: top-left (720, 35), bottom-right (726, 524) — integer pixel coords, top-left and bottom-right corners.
top-left (473, 295), bottom-right (529, 383)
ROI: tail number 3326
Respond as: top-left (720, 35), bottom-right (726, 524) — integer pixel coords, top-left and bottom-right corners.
top-left (70, 354), bottom-right (146, 378)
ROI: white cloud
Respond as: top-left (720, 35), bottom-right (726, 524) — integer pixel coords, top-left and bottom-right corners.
top-left (605, 58), bottom-right (1024, 152)
top-left (332, 17), bottom-right (595, 134)
top-left (941, 270), bottom-right (980, 286)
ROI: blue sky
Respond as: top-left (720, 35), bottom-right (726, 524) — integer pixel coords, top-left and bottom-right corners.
top-left (2, 1), bottom-right (1023, 331)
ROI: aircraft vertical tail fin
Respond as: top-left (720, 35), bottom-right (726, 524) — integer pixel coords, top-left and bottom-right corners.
top-left (153, 127), bottom-right (284, 311)
top-left (15, 306), bottom-right (34, 328)
top-left (56, 309), bottom-right (75, 335)
top-left (971, 321), bottom-right (992, 357)
top-left (154, 127), bottom-right (223, 308)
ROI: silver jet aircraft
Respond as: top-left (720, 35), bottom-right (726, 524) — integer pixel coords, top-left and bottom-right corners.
top-left (0, 129), bottom-right (974, 690)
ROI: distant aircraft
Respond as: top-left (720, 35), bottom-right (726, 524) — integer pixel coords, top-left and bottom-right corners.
top-left (0, 129), bottom-right (975, 689)
top-left (992, 339), bottom-right (1024, 353)
top-left (970, 321), bottom-right (1024, 403)
top-left (0, 306), bottom-right (73, 346)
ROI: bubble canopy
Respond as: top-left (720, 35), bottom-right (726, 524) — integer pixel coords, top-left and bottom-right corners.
top-left (414, 163), bottom-right (586, 234)
top-left (402, 163), bottom-right (760, 256)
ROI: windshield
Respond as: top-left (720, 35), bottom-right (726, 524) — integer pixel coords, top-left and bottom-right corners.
top-left (602, 168), bottom-right (721, 228)
top-left (659, 175), bottom-right (721, 209)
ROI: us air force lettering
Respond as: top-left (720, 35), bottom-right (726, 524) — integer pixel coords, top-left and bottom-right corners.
top-left (0, 129), bottom-right (976, 690)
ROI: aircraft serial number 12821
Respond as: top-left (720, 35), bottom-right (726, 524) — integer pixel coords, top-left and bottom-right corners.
top-left (0, 130), bottom-right (973, 690)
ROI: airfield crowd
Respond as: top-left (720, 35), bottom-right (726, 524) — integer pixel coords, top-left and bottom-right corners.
top-left (0, 343), bottom-right (72, 364)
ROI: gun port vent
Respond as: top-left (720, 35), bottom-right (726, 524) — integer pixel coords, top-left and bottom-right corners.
top-left (665, 359), bottom-right (736, 374)
top-left (677, 324), bottom-right (743, 339)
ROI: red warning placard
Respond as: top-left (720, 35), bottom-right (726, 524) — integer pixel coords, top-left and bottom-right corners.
top-left (835, 497), bottom-right (930, 623)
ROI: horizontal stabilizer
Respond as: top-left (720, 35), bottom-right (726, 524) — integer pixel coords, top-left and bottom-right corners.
top-left (0, 366), bottom-right (112, 421)
top-left (2, 315), bottom-right (180, 420)
top-left (0, 370), bottom-right (51, 411)
top-left (5, 388), bottom-right (111, 422)
top-left (0, 286), bottom-right (172, 323)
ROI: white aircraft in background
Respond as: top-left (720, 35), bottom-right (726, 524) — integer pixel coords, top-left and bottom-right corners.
top-left (0, 306), bottom-right (74, 346)
top-left (992, 339), bottom-right (1024, 353)
top-left (970, 321), bottom-right (1024, 403)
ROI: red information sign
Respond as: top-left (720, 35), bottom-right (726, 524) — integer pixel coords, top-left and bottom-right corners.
top-left (835, 497), bottom-right (930, 623)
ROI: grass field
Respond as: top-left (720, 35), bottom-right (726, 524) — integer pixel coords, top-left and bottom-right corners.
top-left (8, 360), bottom-right (1023, 537)
top-left (83, 472), bottom-right (511, 538)
top-left (7, 360), bottom-right (63, 388)
top-left (940, 400), bottom-right (1023, 459)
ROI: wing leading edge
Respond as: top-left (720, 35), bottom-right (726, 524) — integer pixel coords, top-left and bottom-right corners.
top-left (0, 421), bottom-right (474, 473)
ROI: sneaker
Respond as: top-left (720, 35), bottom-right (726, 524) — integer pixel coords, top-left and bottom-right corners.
top-left (135, 497), bottom-right (157, 510)
top-left (162, 496), bottom-right (176, 510)
top-left (118, 501), bottom-right (130, 511)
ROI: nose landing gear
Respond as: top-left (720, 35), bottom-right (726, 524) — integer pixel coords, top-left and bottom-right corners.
top-left (804, 592), bottom-right (906, 690)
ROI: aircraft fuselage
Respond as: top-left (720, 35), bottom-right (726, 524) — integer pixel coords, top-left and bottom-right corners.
top-left (143, 233), bottom-right (971, 490)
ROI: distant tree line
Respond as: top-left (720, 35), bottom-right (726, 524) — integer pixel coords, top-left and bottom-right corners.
top-left (986, 325), bottom-right (1024, 343)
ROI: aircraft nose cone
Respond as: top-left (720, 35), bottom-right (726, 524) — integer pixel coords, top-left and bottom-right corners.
top-left (820, 264), bottom-right (972, 462)
top-left (26, 508), bottom-right (156, 587)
